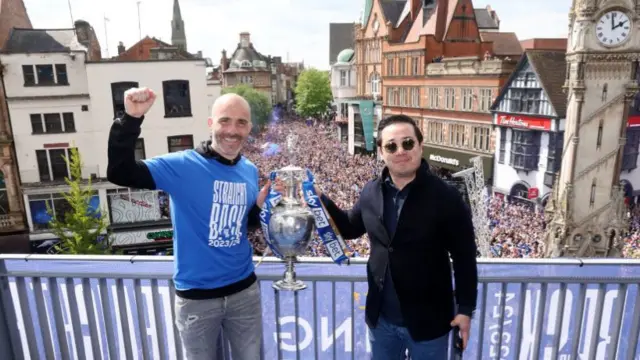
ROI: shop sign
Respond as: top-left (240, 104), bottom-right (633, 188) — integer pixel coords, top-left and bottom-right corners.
top-left (146, 230), bottom-right (174, 241)
top-left (429, 154), bottom-right (460, 167)
top-left (496, 113), bottom-right (552, 130)
top-left (628, 115), bottom-right (640, 127)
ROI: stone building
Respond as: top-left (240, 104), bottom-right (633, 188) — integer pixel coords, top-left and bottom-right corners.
top-left (544, 0), bottom-right (640, 257)
top-left (220, 32), bottom-right (273, 103)
top-left (0, 0), bottom-right (33, 251)
top-left (378, 0), bottom-right (521, 180)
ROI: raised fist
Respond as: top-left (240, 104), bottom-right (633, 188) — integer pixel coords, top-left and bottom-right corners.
top-left (124, 87), bottom-right (156, 118)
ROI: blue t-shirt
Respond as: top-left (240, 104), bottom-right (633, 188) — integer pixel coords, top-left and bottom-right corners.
top-left (144, 150), bottom-right (259, 291)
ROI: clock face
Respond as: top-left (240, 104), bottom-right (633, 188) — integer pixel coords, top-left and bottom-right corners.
top-left (596, 10), bottom-right (631, 46)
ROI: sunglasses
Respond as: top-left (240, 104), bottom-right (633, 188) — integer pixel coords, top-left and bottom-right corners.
top-left (383, 138), bottom-right (416, 154)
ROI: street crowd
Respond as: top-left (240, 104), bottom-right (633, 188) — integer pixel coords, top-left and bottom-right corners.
top-left (244, 116), bottom-right (640, 259)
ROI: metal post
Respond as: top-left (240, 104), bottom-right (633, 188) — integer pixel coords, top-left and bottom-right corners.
top-left (0, 259), bottom-right (23, 359)
top-left (453, 157), bottom-right (491, 257)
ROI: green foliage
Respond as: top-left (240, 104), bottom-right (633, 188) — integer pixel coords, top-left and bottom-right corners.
top-left (294, 68), bottom-right (333, 118)
top-left (222, 85), bottom-right (272, 131)
top-left (47, 148), bottom-right (112, 255)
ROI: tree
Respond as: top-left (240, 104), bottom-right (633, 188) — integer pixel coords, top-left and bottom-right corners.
top-left (48, 148), bottom-right (112, 254)
top-left (294, 68), bottom-right (333, 118)
top-left (222, 85), bottom-right (272, 131)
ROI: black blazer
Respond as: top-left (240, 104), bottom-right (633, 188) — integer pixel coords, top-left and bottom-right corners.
top-left (321, 160), bottom-right (478, 341)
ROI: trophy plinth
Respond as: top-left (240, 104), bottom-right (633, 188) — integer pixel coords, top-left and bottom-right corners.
top-left (267, 166), bottom-right (316, 291)
top-left (273, 257), bottom-right (307, 291)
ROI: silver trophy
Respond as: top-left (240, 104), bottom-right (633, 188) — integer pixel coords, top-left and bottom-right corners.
top-left (268, 166), bottom-right (316, 290)
top-left (267, 133), bottom-right (316, 291)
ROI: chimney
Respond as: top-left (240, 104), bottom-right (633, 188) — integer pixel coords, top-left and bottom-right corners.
top-left (220, 49), bottom-right (228, 71)
top-left (117, 41), bottom-right (125, 55)
top-left (197, 50), bottom-right (203, 58)
top-left (74, 20), bottom-right (102, 60)
top-left (239, 32), bottom-right (250, 47)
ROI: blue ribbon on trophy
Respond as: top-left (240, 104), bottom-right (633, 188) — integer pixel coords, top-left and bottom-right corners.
top-left (259, 169), bottom-right (351, 265)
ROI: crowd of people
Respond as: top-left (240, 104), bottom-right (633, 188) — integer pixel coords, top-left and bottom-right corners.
top-left (243, 115), bottom-right (640, 259)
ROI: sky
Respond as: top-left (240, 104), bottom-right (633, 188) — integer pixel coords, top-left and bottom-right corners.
top-left (23, 0), bottom-right (572, 70)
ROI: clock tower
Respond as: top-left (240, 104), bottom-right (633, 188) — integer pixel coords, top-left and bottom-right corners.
top-left (544, 0), bottom-right (639, 257)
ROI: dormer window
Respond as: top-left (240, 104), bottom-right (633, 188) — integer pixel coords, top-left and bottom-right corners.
top-left (241, 60), bottom-right (252, 68)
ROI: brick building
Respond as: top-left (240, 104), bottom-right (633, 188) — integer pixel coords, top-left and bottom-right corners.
top-left (0, 0), bottom-right (33, 250)
top-left (380, 0), bottom-right (521, 181)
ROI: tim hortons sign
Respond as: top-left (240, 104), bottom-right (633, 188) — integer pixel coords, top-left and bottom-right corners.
top-left (496, 114), bottom-right (551, 131)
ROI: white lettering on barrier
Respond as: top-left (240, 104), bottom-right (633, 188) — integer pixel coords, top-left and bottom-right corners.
top-left (6, 281), bottom-right (631, 358)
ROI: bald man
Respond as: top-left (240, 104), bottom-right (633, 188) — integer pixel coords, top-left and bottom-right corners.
top-left (107, 87), bottom-right (268, 359)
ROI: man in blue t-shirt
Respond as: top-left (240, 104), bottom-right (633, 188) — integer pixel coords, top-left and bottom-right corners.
top-left (107, 87), bottom-right (270, 359)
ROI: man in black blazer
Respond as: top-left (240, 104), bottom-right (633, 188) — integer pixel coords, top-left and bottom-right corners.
top-left (318, 115), bottom-right (478, 359)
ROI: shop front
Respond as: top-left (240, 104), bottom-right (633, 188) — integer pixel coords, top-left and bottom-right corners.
top-left (422, 145), bottom-right (494, 184)
top-left (111, 227), bottom-right (174, 255)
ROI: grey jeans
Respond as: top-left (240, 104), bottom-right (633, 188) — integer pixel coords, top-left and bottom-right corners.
top-left (174, 281), bottom-right (263, 360)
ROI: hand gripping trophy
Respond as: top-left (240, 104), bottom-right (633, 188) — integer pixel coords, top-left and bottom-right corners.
top-left (259, 133), bottom-right (350, 291)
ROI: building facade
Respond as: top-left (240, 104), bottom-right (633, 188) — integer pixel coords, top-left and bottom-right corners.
top-left (330, 49), bottom-right (356, 149)
top-left (1, 28), bottom-right (211, 252)
top-left (380, 0), bottom-right (518, 181)
top-left (220, 32), bottom-right (272, 102)
top-left (0, 0), bottom-right (33, 248)
top-left (544, 1), bottom-right (640, 257)
top-left (490, 50), bottom-right (567, 205)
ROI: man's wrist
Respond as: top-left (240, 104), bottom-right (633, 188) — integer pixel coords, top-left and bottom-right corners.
top-left (457, 305), bottom-right (475, 318)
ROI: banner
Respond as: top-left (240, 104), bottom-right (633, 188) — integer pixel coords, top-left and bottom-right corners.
top-left (2, 259), bottom-right (640, 359)
top-left (359, 100), bottom-right (375, 151)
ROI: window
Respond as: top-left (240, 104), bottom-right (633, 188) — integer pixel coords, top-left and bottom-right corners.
top-left (510, 130), bottom-right (541, 171)
top-left (399, 88), bottom-right (407, 106)
top-left (111, 82), bottom-right (139, 119)
top-left (545, 131), bottom-right (564, 187)
top-left (0, 173), bottom-right (9, 215)
top-left (399, 58), bottom-right (406, 76)
top-left (590, 179), bottom-right (596, 208)
top-left (168, 135), bottom-right (194, 152)
top-left (462, 88), bottom-right (473, 111)
top-left (36, 65), bottom-right (55, 84)
top-left (239, 75), bottom-right (253, 84)
top-left (596, 120), bottom-right (603, 149)
top-left (387, 58), bottom-right (394, 76)
top-left (340, 71), bottom-right (347, 86)
top-left (106, 188), bottom-right (170, 225)
top-left (449, 124), bottom-right (465, 147)
top-left (479, 89), bottom-right (493, 112)
top-left (444, 88), bottom-right (455, 110)
top-left (22, 65), bottom-right (35, 85)
top-left (472, 126), bottom-right (490, 151)
top-left (55, 65), bottom-right (68, 84)
top-left (22, 64), bottom-right (69, 86)
top-left (498, 128), bottom-right (507, 164)
top-left (622, 127), bottom-right (640, 171)
top-left (31, 113), bottom-right (76, 134)
top-left (411, 57), bottom-right (419, 75)
top-left (427, 121), bottom-right (444, 144)
top-left (370, 73), bottom-right (380, 95)
top-left (163, 80), bottom-right (192, 117)
top-left (35, 148), bottom-right (77, 182)
top-left (29, 192), bottom-right (100, 231)
top-left (428, 87), bottom-right (439, 109)
top-left (135, 139), bottom-right (146, 161)
top-left (505, 88), bottom-right (545, 114)
top-left (410, 87), bottom-right (420, 107)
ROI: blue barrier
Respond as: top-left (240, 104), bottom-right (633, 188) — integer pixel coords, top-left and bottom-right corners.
top-left (1, 257), bottom-right (640, 360)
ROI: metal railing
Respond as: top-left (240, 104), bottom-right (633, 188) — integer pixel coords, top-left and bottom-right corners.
top-left (1, 255), bottom-right (640, 360)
